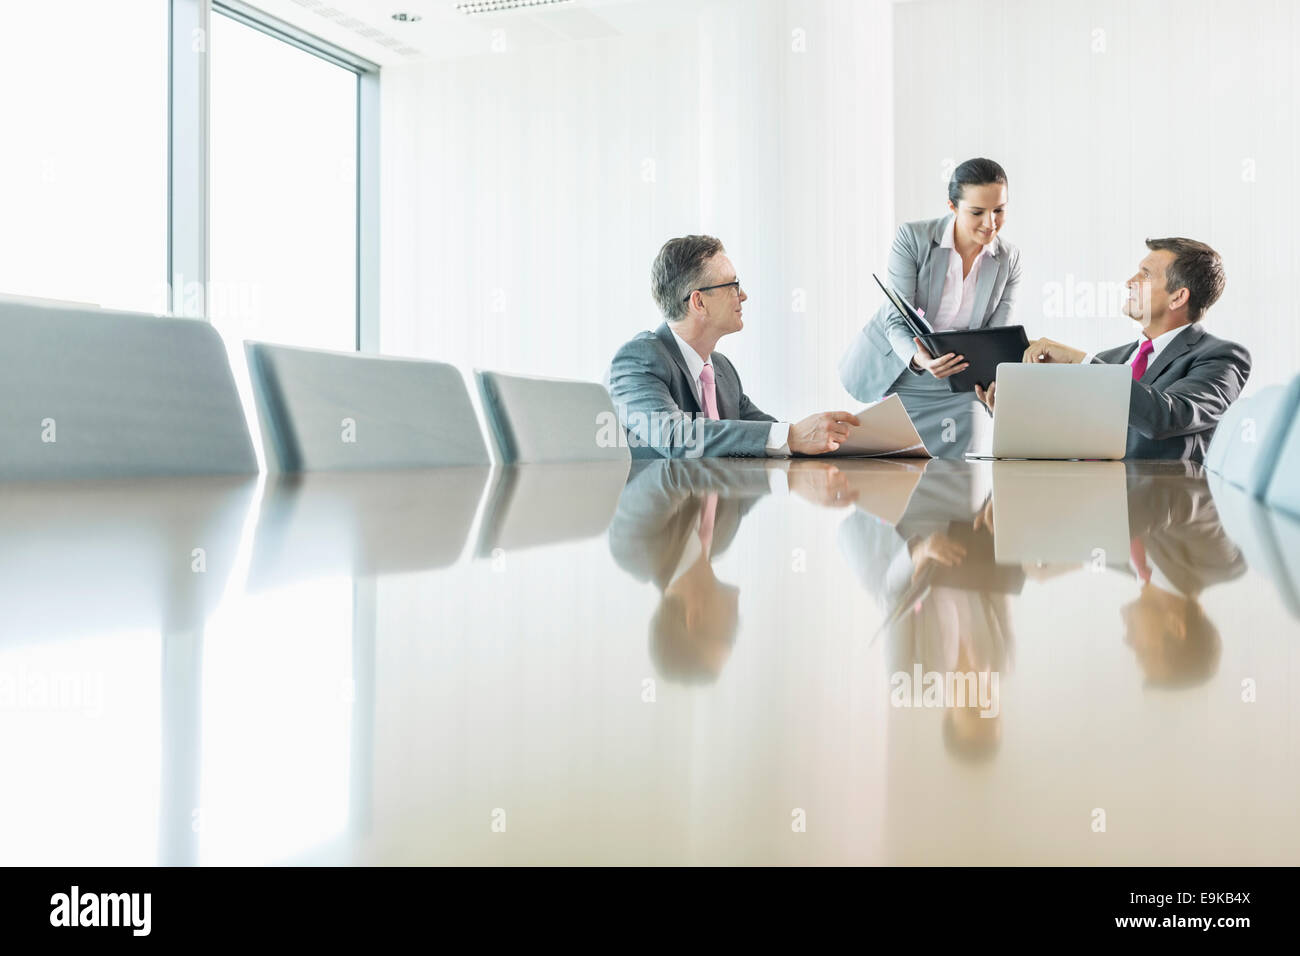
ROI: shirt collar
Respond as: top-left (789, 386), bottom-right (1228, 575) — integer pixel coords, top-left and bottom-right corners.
top-left (1148, 562), bottom-right (1188, 599)
top-left (1138, 323), bottom-right (1191, 361)
top-left (940, 216), bottom-right (957, 249)
top-left (668, 523), bottom-right (705, 587)
top-left (669, 325), bottom-right (710, 382)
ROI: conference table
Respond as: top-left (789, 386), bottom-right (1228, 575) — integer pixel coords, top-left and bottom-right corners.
top-left (2, 456), bottom-right (1297, 866)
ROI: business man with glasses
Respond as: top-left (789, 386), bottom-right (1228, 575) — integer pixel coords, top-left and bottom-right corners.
top-left (608, 234), bottom-right (859, 458)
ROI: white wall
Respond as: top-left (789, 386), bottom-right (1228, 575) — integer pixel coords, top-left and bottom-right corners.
top-left (380, 0), bottom-right (894, 420)
top-left (895, 0), bottom-right (1300, 392)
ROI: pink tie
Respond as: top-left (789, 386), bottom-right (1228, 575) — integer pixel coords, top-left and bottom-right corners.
top-left (1131, 538), bottom-right (1151, 584)
top-left (1131, 339), bottom-right (1155, 380)
top-left (699, 362), bottom-right (720, 420)
top-left (698, 492), bottom-right (718, 556)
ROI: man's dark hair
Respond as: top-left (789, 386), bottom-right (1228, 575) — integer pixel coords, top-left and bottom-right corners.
top-left (1144, 237), bottom-right (1226, 322)
top-left (947, 157), bottom-right (1008, 205)
top-left (1146, 600), bottom-right (1222, 689)
top-left (651, 235), bottom-right (724, 322)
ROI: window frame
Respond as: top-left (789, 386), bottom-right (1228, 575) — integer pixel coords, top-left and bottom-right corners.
top-left (168, 0), bottom-right (379, 351)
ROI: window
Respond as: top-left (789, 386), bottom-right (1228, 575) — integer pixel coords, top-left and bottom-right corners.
top-left (209, 10), bottom-right (359, 352)
top-left (0, 1), bottom-right (168, 312)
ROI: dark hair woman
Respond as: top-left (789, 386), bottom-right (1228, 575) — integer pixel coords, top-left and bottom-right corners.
top-left (839, 158), bottom-right (1022, 456)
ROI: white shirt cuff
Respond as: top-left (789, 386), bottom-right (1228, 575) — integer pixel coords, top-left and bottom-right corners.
top-left (1081, 352), bottom-right (1096, 364)
top-left (765, 421), bottom-right (791, 457)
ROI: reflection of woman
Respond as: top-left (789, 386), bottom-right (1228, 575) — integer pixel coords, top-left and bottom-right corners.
top-left (839, 158), bottom-right (1022, 457)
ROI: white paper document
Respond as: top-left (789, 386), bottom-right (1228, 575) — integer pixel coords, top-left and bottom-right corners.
top-left (824, 395), bottom-right (931, 458)
top-left (837, 458), bottom-right (931, 525)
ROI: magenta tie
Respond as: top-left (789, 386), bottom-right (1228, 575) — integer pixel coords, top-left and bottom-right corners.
top-left (1130, 538), bottom-right (1151, 584)
top-left (1131, 339), bottom-right (1155, 380)
top-left (699, 362), bottom-right (720, 420)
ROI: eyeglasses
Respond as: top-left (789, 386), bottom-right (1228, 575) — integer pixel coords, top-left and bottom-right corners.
top-left (682, 279), bottom-right (742, 303)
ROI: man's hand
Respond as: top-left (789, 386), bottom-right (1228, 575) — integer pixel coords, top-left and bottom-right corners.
top-left (974, 381), bottom-right (996, 411)
top-left (1023, 337), bottom-right (1086, 364)
top-left (789, 410), bottom-right (861, 455)
top-left (788, 461), bottom-right (859, 508)
top-left (912, 338), bottom-right (968, 379)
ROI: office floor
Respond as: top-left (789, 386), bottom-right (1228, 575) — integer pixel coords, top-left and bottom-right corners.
top-left (2, 458), bottom-right (1297, 865)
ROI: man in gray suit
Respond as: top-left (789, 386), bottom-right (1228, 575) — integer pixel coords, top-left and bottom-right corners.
top-left (610, 457), bottom-right (857, 682)
top-left (608, 235), bottom-right (860, 459)
top-left (1120, 464), bottom-right (1244, 687)
top-left (979, 238), bottom-right (1250, 461)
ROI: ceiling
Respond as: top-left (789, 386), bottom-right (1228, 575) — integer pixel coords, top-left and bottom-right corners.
top-left (240, 0), bottom-right (707, 66)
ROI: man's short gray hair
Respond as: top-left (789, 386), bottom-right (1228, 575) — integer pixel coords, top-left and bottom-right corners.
top-left (651, 235), bottom-right (724, 321)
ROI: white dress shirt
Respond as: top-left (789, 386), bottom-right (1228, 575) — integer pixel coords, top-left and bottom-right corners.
top-left (669, 327), bottom-right (791, 456)
top-left (1084, 323), bottom-right (1191, 368)
top-left (929, 216), bottom-right (989, 332)
top-left (1130, 553), bottom-right (1188, 599)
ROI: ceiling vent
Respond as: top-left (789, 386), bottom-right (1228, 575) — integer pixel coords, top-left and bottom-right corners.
top-left (454, 0), bottom-right (575, 14)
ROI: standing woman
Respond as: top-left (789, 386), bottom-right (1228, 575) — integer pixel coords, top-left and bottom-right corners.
top-left (839, 158), bottom-right (1021, 456)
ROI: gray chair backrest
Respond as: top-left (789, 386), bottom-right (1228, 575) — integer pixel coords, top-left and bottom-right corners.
top-left (246, 341), bottom-right (489, 470)
top-left (1265, 390), bottom-right (1300, 518)
top-left (1222, 380), bottom-right (1300, 497)
top-left (0, 301), bottom-right (256, 480)
top-left (475, 369), bottom-right (631, 464)
top-left (1204, 394), bottom-right (1252, 478)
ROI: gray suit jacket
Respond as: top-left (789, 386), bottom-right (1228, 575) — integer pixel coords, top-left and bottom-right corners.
top-left (607, 322), bottom-right (777, 459)
top-left (840, 215), bottom-right (1023, 402)
top-left (1124, 464), bottom-right (1246, 593)
top-left (608, 459), bottom-right (772, 587)
top-left (1091, 323), bottom-right (1251, 462)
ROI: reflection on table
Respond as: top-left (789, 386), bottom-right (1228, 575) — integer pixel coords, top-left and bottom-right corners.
top-left (0, 457), bottom-right (1296, 865)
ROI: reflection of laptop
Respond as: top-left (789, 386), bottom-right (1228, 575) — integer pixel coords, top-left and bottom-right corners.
top-left (992, 460), bottom-right (1130, 566)
top-left (976, 363), bottom-right (1131, 460)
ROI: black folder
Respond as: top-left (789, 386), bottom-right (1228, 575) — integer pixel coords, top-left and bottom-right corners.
top-left (872, 273), bottom-right (1028, 393)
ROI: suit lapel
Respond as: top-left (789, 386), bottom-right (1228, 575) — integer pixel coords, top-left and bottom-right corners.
top-left (968, 237), bottom-right (1001, 329)
top-left (1096, 341), bottom-right (1139, 365)
top-left (1141, 324), bottom-right (1202, 384)
top-left (712, 355), bottom-right (739, 420)
top-left (654, 322), bottom-right (702, 414)
top-left (918, 216), bottom-right (950, 317)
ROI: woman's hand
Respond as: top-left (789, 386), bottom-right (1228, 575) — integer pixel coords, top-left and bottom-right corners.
top-left (912, 338), bottom-right (968, 380)
top-left (974, 381), bottom-right (996, 411)
top-left (909, 532), bottom-right (967, 583)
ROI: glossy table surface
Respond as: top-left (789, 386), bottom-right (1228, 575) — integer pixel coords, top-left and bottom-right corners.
top-left (2, 457), bottom-right (1298, 865)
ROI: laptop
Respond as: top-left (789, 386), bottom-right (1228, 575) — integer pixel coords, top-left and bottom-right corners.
top-left (991, 460), bottom-right (1130, 566)
top-left (976, 362), bottom-right (1132, 460)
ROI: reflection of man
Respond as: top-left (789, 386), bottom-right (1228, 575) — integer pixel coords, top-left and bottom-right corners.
top-left (1121, 466), bottom-right (1245, 687)
top-left (610, 459), bottom-right (856, 683)
top-left (838, 464), bottom-right (1018, 761)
